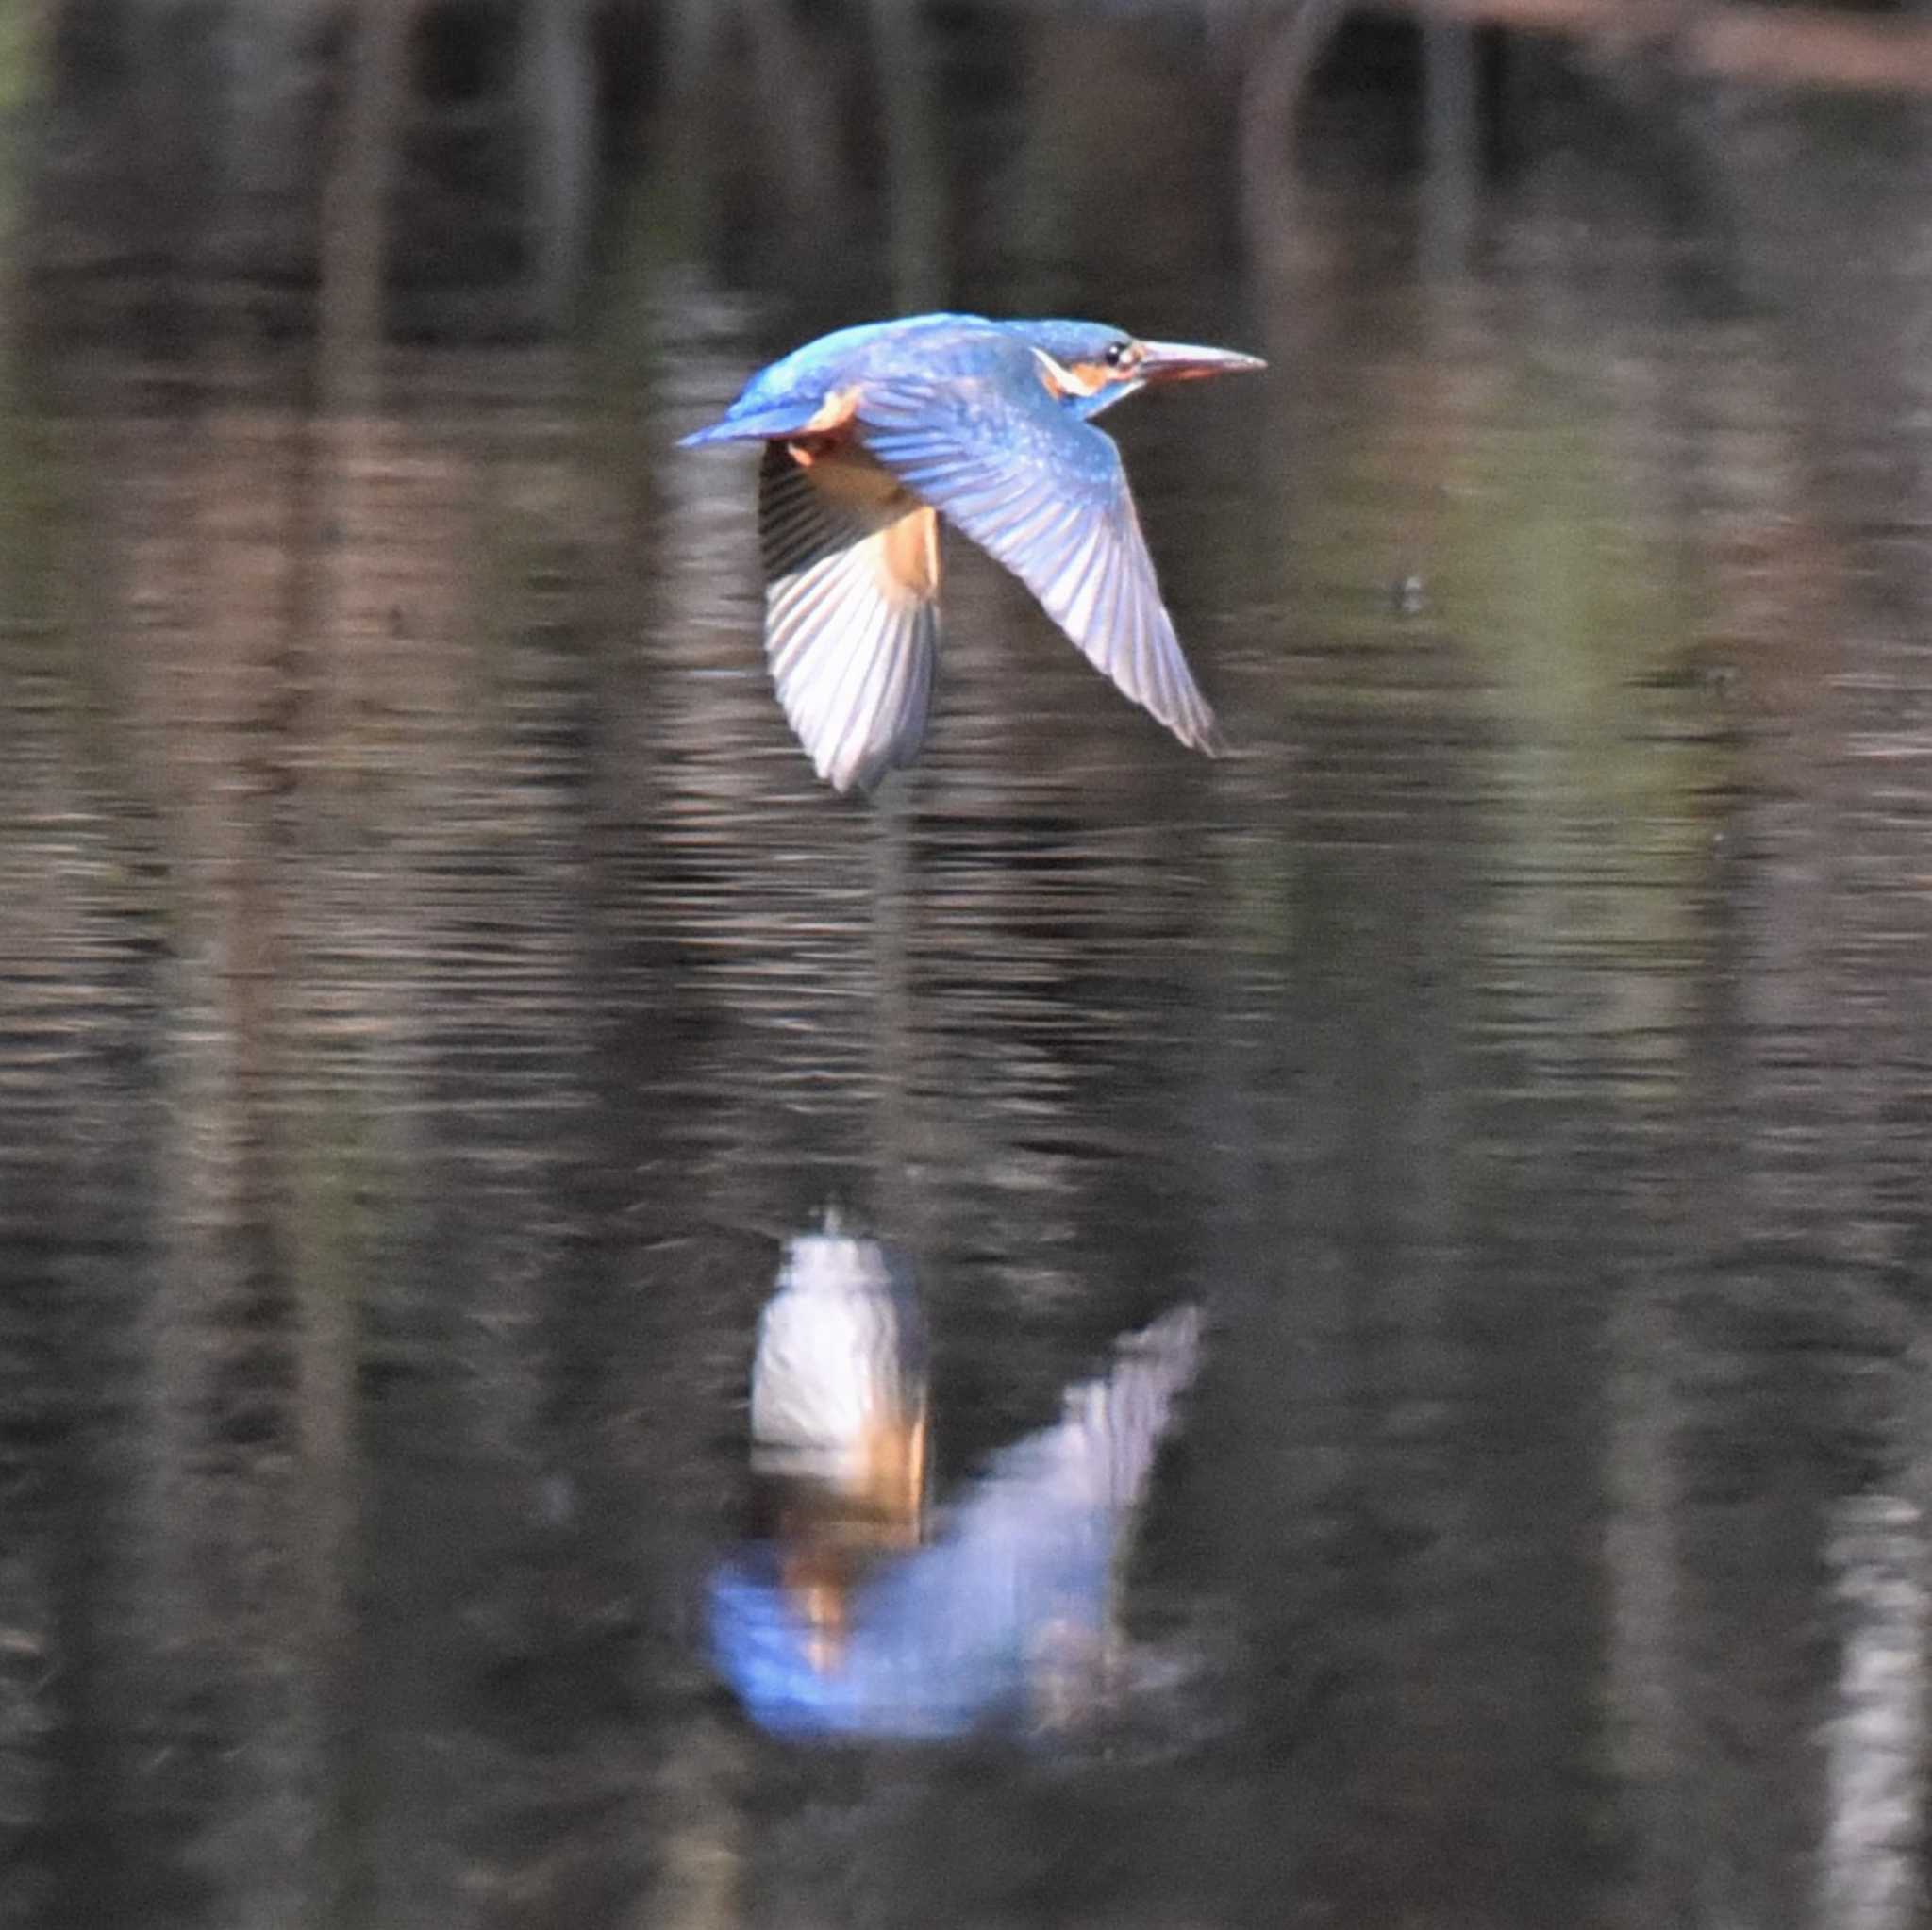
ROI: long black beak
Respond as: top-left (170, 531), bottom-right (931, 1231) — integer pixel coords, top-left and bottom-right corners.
top-left (1136, 340), bottom-right (1267, 383)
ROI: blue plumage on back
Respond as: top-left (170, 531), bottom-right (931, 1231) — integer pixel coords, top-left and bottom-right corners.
top-left (681, 315), bottom-right (995, 443)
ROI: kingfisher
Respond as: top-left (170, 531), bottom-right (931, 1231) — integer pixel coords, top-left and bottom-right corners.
top-left (679, 313), bottom-right (1265, 792)
top-left (711, 1214), bottom-right (1204, 1740)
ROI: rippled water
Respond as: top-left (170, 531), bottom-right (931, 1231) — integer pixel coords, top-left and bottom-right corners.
top-left (5, 52), bottom-right (1932, 1929)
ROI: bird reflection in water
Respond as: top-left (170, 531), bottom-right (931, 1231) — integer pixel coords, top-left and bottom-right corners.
top-left (710, 1217), bottom-right (1203, 1740)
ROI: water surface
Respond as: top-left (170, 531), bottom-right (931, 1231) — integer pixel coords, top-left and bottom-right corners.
top-left (4, 39), bottom-right (1932, 1930)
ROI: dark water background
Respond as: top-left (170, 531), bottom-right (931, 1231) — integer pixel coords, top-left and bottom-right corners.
top-left (5, 8), bottom-right (1932, 1926)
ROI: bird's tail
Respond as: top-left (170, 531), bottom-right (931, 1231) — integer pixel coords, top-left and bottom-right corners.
top-left (678, 403), bottom-right (830, 449)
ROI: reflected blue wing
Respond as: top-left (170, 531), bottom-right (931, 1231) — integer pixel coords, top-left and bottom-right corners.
top-left (855, 374), bottom-right (1222, 755)
top-left (758, 443), bottom-right (940, 794)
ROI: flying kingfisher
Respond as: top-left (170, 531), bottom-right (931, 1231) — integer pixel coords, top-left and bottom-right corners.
top-left (679, 313), bottom-right (1265, 792)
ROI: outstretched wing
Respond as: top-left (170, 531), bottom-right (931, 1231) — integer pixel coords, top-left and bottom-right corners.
top-left (757, 442), bottom-right (941, 794)
top-left (853, 368), bottom-right (1221, 756)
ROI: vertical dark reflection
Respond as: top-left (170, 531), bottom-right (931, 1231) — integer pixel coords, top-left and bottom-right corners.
top-left (2, 785), bottom-right (174, 1926)
top-left (1421, 21), bottom-right (1477, 279)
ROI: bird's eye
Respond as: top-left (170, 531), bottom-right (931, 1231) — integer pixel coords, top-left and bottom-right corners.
top-left (1104, 341), bottom-right (1134, 368)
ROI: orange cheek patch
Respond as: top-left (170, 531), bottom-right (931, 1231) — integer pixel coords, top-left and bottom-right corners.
top-left (1032, 348), bottom-right (1106, 401)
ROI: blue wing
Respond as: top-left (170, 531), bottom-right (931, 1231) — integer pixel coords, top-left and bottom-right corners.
top-left (758, 443), bottom-right (940, 794)
top-left (853, 367), bottom-right (1222, 756)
